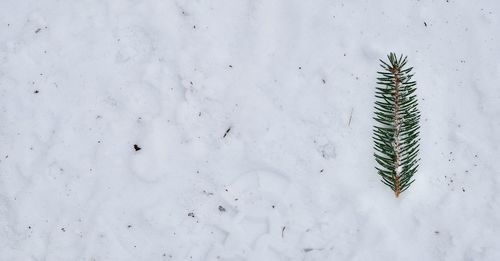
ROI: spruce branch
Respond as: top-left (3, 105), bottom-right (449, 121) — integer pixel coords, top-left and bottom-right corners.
top-left (373, 53), bottom-right (420, 197)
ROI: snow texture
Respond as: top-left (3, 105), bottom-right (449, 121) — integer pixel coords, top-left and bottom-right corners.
top-left (1, 0), bottom-right (500, 260)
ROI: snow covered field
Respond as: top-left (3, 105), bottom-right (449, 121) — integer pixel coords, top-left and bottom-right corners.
top-left (1, 0), bottom-right (500, 260)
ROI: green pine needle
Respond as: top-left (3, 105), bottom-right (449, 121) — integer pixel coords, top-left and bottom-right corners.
top-left (373, 53), bottom-right (420, 197)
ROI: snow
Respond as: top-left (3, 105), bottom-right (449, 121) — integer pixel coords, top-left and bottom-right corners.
top-left (1, 0), bottom-right (500, 260)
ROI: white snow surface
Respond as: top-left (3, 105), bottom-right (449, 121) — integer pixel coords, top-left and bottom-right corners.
top-left (1, 0), bottom-right (500, 260)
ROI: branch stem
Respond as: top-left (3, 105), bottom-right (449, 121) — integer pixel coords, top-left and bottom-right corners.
top-left (391, 65), bottom-right (402, 198)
